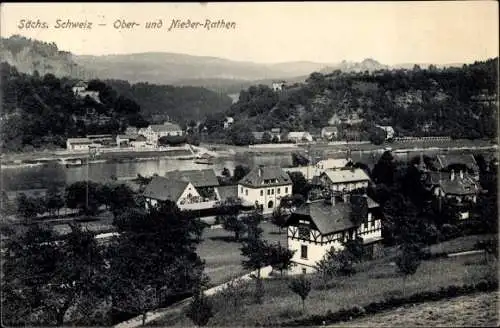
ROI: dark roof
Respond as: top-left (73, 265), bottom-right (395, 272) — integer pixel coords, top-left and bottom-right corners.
top-left (216, 185), bottom-right (238, 201)
top-left (287, 202), bottom-right (355, 235)
top-left (143, 176), bottom-right (189, 201)
top-left (436, 154), bottom-right (478, 171)
top-left (439, 174), bottom-right (479, 195)
top-left (239, 165), bottom-right (291, 187)
top-left (164, 169), bottom-right (219, 187)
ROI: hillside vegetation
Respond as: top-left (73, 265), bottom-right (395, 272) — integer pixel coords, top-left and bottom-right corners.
top-left (207, 59), bottom-right (498, 144)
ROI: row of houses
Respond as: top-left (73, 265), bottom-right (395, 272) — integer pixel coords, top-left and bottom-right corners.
top-left (66, 122), bottom-right (184, 151)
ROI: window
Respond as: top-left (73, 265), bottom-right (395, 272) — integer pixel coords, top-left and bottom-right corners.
top-left (371, 219), bottom-right (375, 228)
top-left (364, 222), bottom-right (368, 230)
top-left (277, 188), bottom-right (281, 194)
top-left (245, 189), bottom-right (248, 196)
top-left (271, 189), bottom-right (274, 195)
top-left (267, 189), bottom-right (270, 195)
top-left (301, 245), bottom-right (308, 259)
top-left (260, 190), bottom-right (264, 196)
top-left (302, 268), bottom-right (307, 274)
top-left (241, 187), bottom-right (243, 193)
top-left (285, 187), bottom-right (289, 193)
top-left (268, 200), bottom-right (274, 208)
top-left (298, 225), bottom-right (310, 239)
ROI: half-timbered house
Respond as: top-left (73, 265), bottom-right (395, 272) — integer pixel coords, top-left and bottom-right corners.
top-left (285, 194), bottom-right (382, 274)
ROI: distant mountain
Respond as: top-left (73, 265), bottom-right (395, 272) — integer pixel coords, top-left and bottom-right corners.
top-left (73, 52), bottom-right (327, 86)
top-left (320, 58), bottom-right (390, 73)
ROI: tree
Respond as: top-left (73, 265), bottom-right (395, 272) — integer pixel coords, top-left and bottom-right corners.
top-left (288, 171), bottom-right (310, 198)
top-left (45, 185), bottom-right (65, 216)
top-left (233, 165), bottom-right (250, 183)
top-left (372, 150), bottom-right (396, 186)
top-left (315, 246), bottom-right (338, 299)
top-left (395, 242), bottom-right (422, 296)
top-left (288, 274), bottom-right (311, 312)
top-left (16, 193), bottom-right (40, 222)
top-left (369, 126), bottom-right (386, 145)
top-left (186, 281), bottom-right (214, 327)
top-left (221, 167), bottom-right (231, 178)
top-left (2, 224), bottom-right (107, 326)
top-left (270, 207), bottom-right (289, 234)
top-left (65, 181), bottom-right (101, 215)
top-left (240, 212), bottom-right (269, 303)
top-left (222, 214), bottom-right (246, 241)
top-left (268, 242), bottom-right (295, 276)
top-left (109, 202), bottom-right (206, 321)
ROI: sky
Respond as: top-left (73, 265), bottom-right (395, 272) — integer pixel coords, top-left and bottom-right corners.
top-left (1, 2), bottom-right (498, 65)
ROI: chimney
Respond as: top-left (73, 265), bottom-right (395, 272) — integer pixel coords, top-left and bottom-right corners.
top-left (450, 169), bottom-right (455, 181)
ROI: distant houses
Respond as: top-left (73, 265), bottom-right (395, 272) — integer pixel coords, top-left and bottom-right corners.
top-left (318, 168), bottom-right (371, 194)
top-left (66, 138), bottom-right (95, 151)
top-left (223, 117), bottom-right (234, 129)
top-left (272, 81), bottom-right (287, 92)
top-left (116, 134), bottom-right (148, 148)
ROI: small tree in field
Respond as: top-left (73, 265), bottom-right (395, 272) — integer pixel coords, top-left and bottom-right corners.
top-left (395, 242), bottom-right (422, 296)
top-left (268, 242), bottom-right (295, 276)
top-left (186, 288), bottom-right (214, 327)
top-left (315, 246), bottom-right (337, 291)
top-left (288, 274), bottom-right (311, 312)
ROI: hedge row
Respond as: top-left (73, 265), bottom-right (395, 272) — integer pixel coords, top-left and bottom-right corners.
top-left (277, 280), bottom-right (498, 327)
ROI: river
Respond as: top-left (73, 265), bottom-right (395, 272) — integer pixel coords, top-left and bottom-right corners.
top-left (2, 147), bottom-right (494, 191)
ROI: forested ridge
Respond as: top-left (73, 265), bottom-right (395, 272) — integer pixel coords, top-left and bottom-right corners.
top-left (204, 59), bottom-right (498, 144)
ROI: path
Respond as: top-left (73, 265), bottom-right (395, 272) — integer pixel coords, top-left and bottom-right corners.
top-left (113, 266), bottom-right (273, 328)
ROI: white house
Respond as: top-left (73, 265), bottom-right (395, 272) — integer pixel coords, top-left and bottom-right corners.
top-left (285, 194), bottom-right (382, 274)
top-left (272, 81), bottom-right (287, 92)
top-left (376, 125), bottom-right (395, 140)
top-left (287, 132), bottom-right (313, 143)
top-left (72, 81), bottom-right (100, 103)
top-left (66, 138), bottom-right (94, 151)
top-left (318, 168), bottom-right (371, 194)
top-left (321, 126), bottom-right (338, 140)
top-left (138, 122), bottom-right (183, 146)
top-left (116, 134), bottom-right (148, 148)
top-left (237, 165), bottom-right (293, 215)
top-left (143, 169), bottom-right (222, 211)
top-left (315, 158), bottom-right (350, 171)
top-left (223, 117), bottom-right (234, 129)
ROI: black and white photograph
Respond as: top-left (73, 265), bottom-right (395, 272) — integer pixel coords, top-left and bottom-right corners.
top-left (0, 2), bottom-right (498, 327)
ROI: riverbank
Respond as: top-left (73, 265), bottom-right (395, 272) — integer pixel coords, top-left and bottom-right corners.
top-left (1, 139), bottom-right (497, 169)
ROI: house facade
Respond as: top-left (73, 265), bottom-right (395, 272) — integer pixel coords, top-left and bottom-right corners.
top-left (272, 81), bottom-right (287, 92)
top-left (138, 122), bottom-right (183, 146)
top-left (318, 168), bottom-right (371, 194)
top-left (116, 134), bottom-right (148, 148)
top-left (287, 132), bottom-right (313, 143)
top-left (321, 126), bottom-right (339, 140)
top-left (143, 169), bottom-right (223, 212)
top-left (286, 194), bottom-right (383, 274)
top-left (66, 138), bottom-right (94, 151)
top-left (376, 125), bottom-right (395, 140)
top-left (237, 165), bottom-right (293, 215)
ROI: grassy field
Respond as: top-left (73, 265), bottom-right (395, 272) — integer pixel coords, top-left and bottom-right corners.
top-left (330, 291), bottom-right (498, 327)
top-left (199, 222), bottom-right (287, 286)
top-left (151, 250), bottom-right (497, 326)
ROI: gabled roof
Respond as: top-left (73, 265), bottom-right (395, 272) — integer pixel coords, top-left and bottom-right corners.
top-left (436, 154), bottom-right (478, 171)
top-left (239, 165), bottom-right (292, 187)
top-left (143, 176), bottom-right (190, 201)
top-left (165, 169), bottom-right (219, 188)
top-left (439, 177), bottom-right (478, 195)
top-left (366, 196), bottom-right (379, 209)
top-left (150, 123), bottom-right (182, 132)
top-left (287, 202), bottom-right (354, 235)
top-left (321, 168), bottom-right (371, 184)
